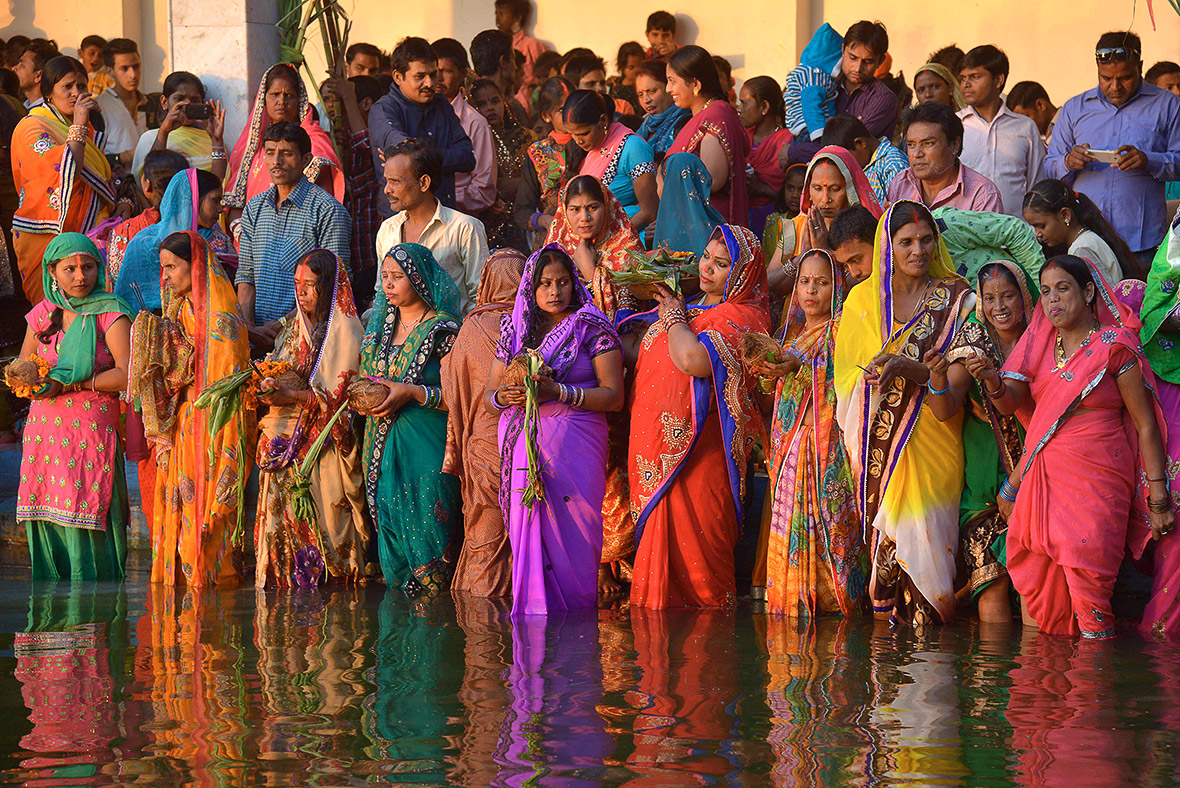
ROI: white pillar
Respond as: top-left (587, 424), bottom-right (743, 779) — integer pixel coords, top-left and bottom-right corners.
top-left (167, 0), bottom-right (279, 147)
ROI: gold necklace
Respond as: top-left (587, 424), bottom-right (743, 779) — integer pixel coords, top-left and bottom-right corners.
top-left (1054, 322), bottom-right (1098, 369)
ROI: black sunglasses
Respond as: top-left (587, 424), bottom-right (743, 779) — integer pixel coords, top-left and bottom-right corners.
top-left (1095, 46), bottom-right (1140, 64)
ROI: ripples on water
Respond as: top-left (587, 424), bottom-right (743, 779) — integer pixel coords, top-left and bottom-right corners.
top-left (0, 565), bottom-right (1178, 786)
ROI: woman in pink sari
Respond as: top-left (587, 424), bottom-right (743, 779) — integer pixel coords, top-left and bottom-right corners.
top-left (223, 63), bottom-right (344, 215)
top-left (485, 245), bottom-right (625, 616)
top-left (665, 45), bottom-right (751, 226)
top-left (981, 255), bottom-right (1173, 638)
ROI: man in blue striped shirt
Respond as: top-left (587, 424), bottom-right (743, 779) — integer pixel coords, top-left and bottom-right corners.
top-left (236, 121), bottom-right (351, 351)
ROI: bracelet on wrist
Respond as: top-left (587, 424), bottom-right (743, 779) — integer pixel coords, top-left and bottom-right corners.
top-left (927, 379), bottom-right (949, 396)
top-left (999, 478), bottom-right (1018, 503)
top-left (66, 124), bottom-right (87, 144)
top-left (985, 377), bottom-right (1005, 398)
top-left (491, 390), bottom-right (510, 410)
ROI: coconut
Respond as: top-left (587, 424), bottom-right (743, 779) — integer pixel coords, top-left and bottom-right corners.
top-left (5, 358), bottom-right (40, 387)
top-left (347, 378), bottom-right (389, 412)
top-left (741, 332), bottom-right (782, 367)
top-left (502, 351), bottom-right (553, 387)
top-left (274, 369), bottom-right (309, 391)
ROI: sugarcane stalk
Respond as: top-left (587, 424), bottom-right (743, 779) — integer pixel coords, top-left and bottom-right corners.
top-left (520, 350), bottom-right (547, 508)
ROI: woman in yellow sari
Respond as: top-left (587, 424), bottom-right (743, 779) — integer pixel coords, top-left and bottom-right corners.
top-left (11, 56), bottom-right (115, 303)
top-left (128, 230), bottom-right (251, 587)
top-left (833, 200), bottom-right (973, 629)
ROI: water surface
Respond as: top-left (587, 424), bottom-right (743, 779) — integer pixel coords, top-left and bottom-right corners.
top-left (0, 562), bottom-right (1178, 786)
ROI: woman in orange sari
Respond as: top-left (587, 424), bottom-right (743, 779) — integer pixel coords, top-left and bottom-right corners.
top-left (11, 56), bottom-right (115, 303)
top-left (223, 63), bottom-right (344, 215)
top-left (624, 224), bottom-right (771, 608)
top-left (128, 231), bottom-right (251, 587)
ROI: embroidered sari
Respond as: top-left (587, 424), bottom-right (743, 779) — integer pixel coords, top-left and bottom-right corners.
top-left (442, 249), bottom-right (526, 598)
top-left (653, 152), bottom-right (725, 258)
top-left (523, 131), bottom-right (569, 250)
top-left (762, 251), bottom-right (867, 618)
top-left (497, 245), bottom-right (621, 615)
top-left (11, 105), bottom-right (115, 302)
top-left (624, 224), bottom-right (771, 608)
top-left (638, 104), bottom-right (690, 156)
top-left (667, 99), bottom-right (751, 226)
top-left (255, 252), bottom-right (368, 588)
top-left (833, 201), bottom-right (973, 625)
top-left (1115, 277), bottom-right (1180, 636)
top-left (484, 115), bottom-right (535, 253)
top-left (223, 64), bottom-right (345, 210)
top-left (117, 168), bottom-right (237, 313)
top-left (545, 180), bottom-right (642, 567)
top-left (18, 235), bottom-right (132, 581)
top-left (944, 260), bottom-right (1035, 599)
top-left (1002, 263), bottom-right (1159, 638)
top-left (361, 243), bottom-right (461, 596)
top-left (747, 127), bottom-right (795, 232)
top-left (128, 231), bottom-right (251, 587)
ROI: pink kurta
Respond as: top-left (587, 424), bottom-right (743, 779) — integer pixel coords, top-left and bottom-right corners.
top-left (17, 301), bottom-right (122, 530)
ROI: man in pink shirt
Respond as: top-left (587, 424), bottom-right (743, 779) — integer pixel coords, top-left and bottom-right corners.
top-left (495, 0), bottom-right (549, 110)
top-left (433, 37), bottom-right (498, 216)
top-left (886, 102), bottom-right (1004, 212)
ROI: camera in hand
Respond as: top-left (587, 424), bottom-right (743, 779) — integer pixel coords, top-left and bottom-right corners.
top-left (183, 102), bottom-right (211, 120)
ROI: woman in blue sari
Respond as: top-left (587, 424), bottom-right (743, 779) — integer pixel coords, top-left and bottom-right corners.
top-left (653, 152), bottom-right (725, 257)
top-left (116, 167), bottom-right (236, 311)
top-left (359, 243), bottom-right (461, 596)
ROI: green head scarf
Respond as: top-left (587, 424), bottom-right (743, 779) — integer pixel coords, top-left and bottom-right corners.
top-left (41, 232), bottom-right (134, 386)
top-left (361, 242), bottom-right (461, 383)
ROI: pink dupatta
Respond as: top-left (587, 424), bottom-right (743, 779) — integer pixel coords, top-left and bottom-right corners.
top-left (223, 64), bottom-right (345, 209)
top-left (800, 146), bottom-right (883, 219)
top-left (667, 100), bottom-right (751, 226)
top-left (579, 122), bottom-right (634, 182)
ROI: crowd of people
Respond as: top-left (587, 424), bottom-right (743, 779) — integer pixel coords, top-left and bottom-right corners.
top-left (3, 4), bottom-right (1180, 641)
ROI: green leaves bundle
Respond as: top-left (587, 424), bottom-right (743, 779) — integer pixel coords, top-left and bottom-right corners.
top-left (288, 400), bottom-right (351, 548)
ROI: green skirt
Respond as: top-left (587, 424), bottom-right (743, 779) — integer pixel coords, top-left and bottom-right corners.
top-left (25, 459), bottom-right (129, 582)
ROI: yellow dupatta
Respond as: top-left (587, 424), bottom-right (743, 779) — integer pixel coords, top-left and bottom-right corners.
top-left (13, 106), bottom-right (114, 232)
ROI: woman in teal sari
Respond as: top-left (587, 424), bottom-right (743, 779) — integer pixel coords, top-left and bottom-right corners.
top-left (359, 243), bottom-right (462, 596)
top-left (923, 259), bottom-right (1036, 622)
top-left (653, 152), bottom-right (725, 257)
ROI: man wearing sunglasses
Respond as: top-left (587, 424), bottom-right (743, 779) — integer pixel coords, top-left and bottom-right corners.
top-left (1044, 31), bottom-right (1180, 267)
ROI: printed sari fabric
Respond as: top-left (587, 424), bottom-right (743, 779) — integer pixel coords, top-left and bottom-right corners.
top-left (255, 251), bottom-right (368, 588)
top-left (442, 250), bottom-right (526, 598)
top-left (833, 201), bottom-right (973, 625)
top-left (128, 231), bottom-right (252, 587)
top-left (483, 116), bottom-right (535, 253)
top-left (545, 181), bottom-right (642, 566)
top-left (763, 251), bottom-right (867, 618)
top-left (117, 168), bottom-right (237, 313)
top-left (625, 224), bottom-right (771, 609)
top-left (223, 63), bottom-right (345, 210)
top-left (1140, 213), bottom-right (1180, 386)
top-left (496, 245), bottom-right (621, 616)
top-left (667, 100), bottom-right (751, 226)
top-left (747, 127), bottom-right (795, 232)
top-left (11, 105), bottom-right (115, 302)
top-left (526, 133), bottom-right (568, 216)
top-left (638, 104), bottom-right (690, 156)
top-left (653, 152), bottom-right (725, 258)
top-left (1115, 278), bottom-right (1180, 636)
top-left (944, 259), bottom-right (1035, 598)
top-left (361, 242), bottom-right (461, 596)
top-left (1001, 263), bottom-right (1158, 638)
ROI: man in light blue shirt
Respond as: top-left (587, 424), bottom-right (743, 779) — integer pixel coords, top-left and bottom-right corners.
top-left (1044, 31), bottom-right (1180, 258)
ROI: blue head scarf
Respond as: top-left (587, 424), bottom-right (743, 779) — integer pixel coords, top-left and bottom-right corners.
top-left (653, 152), bottom-right (726, 258)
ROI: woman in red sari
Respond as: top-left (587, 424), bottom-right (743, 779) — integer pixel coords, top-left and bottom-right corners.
top-left (223, 64), bottom-right (344, 216)
top-left (983, 255), bottom-right (1173, 638)
top-left (739, 75), bottom-right (793, 235)
top-left (665, 46), bottom-right (751, 226)
top-left (624, 223), bottom-right (771, 608)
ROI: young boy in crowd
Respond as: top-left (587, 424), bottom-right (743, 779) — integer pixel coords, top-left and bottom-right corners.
top-left (79, 34), bottom-right (113, 95)
top-left (1147, 61), bottom-right (1180, 97)
top-left (644, 11), bottom-right (677, 60)
top-left (783, 23), bottom-right (844, 143)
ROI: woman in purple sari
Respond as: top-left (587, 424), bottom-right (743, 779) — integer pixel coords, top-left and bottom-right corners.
top-left (485, 245), bottom-right (625, 616)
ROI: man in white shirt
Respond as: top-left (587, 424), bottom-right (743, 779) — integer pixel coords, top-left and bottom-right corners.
top-left (375, 138), bottom-right (489, 313)
top-left (432, 37), bottom-right (497, 216)
top-left (957, 45), bottom-right (1045, 216)
top-left (93, 38), bottom-right (148, 166)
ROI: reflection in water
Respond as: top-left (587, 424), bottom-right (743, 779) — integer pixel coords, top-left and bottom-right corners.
top-left (3, 577), bottom-right (1179, 786)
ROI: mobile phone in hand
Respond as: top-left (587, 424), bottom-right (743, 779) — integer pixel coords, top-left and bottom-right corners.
top-left (183, 102), bottom-right (211, 120)
top-left (1088, 148), bottom-right (1121, 164)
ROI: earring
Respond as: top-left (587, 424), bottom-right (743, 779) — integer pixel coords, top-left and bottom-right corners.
top-left (693, 87), bottom-right (700, 97)
top-left (51, 280), bottom-right (60, 294)
top-left (1064, 217), bottom-right (1070, 226)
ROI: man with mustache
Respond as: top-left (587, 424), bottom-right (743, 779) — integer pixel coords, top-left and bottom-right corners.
top-left (368, 36), bottom-right (475, 218)
top-left (236, 122), bottom-right (351, 352)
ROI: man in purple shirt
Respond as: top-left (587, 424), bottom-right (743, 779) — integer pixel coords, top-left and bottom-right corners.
top-left (1044, 31), bottom-right (1180, 258)
top-left (785, 20), bottom-right (897, 165)
top-left (886, 102), bottom-right (1004, 213)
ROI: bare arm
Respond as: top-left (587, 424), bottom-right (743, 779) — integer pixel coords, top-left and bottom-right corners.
top-left (923, 350), bottom-right (971, 422)
top-left (91, 315), bottom-right (130, 393)
top-left (629, 170), bottom-right (658, 230)
top-left (698, 133), bottom-right (730, 194)
top-left (1117, 362), bottom-right (1175, 537)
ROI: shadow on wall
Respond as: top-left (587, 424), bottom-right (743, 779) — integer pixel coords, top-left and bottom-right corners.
top-left (0, 0), bottom-right (48, 41)
top-left (675, 14), bottom-right (698, 45)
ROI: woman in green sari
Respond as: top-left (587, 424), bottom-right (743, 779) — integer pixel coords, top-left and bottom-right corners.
top-left (359, 243), bottom-right (462, 596)
top-left (923, 259), bottom-right (1036, 623)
